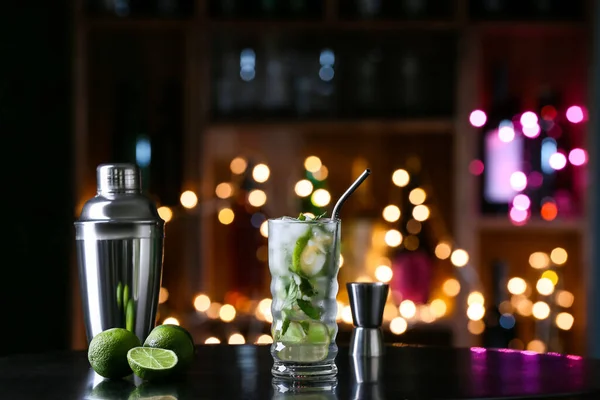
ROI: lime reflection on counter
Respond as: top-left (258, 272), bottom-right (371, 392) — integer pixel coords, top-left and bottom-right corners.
top-left (272, 378), bottom-right (338, 400)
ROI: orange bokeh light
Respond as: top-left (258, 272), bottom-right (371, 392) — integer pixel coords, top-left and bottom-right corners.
top-left (541, 202), bottom-right (558, 221)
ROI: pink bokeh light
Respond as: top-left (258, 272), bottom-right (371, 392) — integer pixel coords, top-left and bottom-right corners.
top-left (522, 124), bottom-right (540, 138)
top-left (568, 148), bottom-right (587, 166)
top-left (528, 171), bottom-right (543, 188)
top-left (498, 126), bottom-right (515, 142)
top-left (520, 111), bottom-right (538, 128)
top-left (509, 207), bottom-right (529, 225)
top-left (469, 159), bottom-right (485, 176)
top-left (512, 194), bottom-right (531, 211)
top-left (469, 110), bottom-right (487, 127)
top-left (549, 152), bottom-right (567, 170)
top-left (509, 171), bottom-right (527, 191)
top-left (566, 106), bottom-right (584, 124)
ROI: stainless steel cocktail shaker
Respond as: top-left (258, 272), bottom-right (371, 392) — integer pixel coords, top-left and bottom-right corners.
top-left (75, 164), bottom-right (164, 344)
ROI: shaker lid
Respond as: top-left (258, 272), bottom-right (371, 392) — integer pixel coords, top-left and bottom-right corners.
top-left (75, 163), bottom-right (163, 223)
top-left (97, 164), bottom-right (140, 194)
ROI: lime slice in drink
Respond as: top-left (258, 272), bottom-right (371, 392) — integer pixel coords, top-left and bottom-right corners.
top-left (127, 347), bottom-right (178, 381)
top-left (280, 321), bottom-right (306, 343)
top-left (300, 243), bottom-right (327, 277)
top-left (306, 322), bottom-right (330, 345)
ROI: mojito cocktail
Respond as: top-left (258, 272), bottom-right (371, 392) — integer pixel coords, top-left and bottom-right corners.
top-left (268, 215), bottom-right (340, 380)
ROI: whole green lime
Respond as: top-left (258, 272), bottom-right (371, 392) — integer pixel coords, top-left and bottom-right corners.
top-left (88, 328), bottom-right (141, 379)
top-left (143, 325), bottom-right (194, 371)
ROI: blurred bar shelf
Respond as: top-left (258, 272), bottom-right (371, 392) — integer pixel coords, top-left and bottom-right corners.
top-left (207, 118), bottom-right (454, 135)
top-left (207, 19), bottom-right (459, 32)
top-left (84, 17), bottom-right (191, 31)
top-left (477, 216), bottom-right (584, 232)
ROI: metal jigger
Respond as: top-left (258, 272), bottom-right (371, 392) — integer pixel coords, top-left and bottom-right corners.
top-left (347, 282), bottom-right (389, 357)
top-left (347, 282), bottom-right (388, 399)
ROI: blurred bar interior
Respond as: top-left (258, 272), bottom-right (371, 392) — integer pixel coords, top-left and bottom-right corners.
top-left (62, 0), bottom-right (596, 356)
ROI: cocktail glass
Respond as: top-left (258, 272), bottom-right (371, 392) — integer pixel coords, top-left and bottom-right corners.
top-left (268, 216), bottom-right (341, 381)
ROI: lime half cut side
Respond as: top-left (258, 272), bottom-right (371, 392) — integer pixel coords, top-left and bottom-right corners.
top-left (127, 347), bottom-right (178, 381)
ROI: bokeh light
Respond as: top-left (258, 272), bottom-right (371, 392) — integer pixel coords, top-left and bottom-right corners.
top-left (541, 201), bottom-right (558, 221)
top-left (430, 299), bottom-right (447, 318)
top-left (520, 111), bottom-right (538, 128)
top-left (469, 159), bottom-right (485, 176)
top-left (450, 249), bottom-right (469, 267)
top-left (399, 300), bottom-right (417, 319)
top-left (536, 278), bottom-right (555, 296)
top-left (409, 188), bottom-right (427, 205)
top-left (219, 304), bottom-right (236, 322)
top-left (205, 337), bottom-right (221, 344)
top-left (512, 194), bottom-right (531, 211)
top-left (529, 252), bottom-right (550, 269)
top-left (442, 278), bottom-right (461, 297)
top-left (556, 312), bottom-right (574, 330)
top-left (549, 153), bottom-right (567, 170)
top-left (157, 206), bottom-right (173, 223)
top-left (435, 242), bottom-right (452, 260)
top-left (467, 291), bottom-right (484, 306)
top-left (469, 110), bottom-right (487, 127)
top-left (311, 189), bottom-right (331, 207)
top-left (507, 277), bottom-right (527, 295)
top-left (228, 333), bottom-right (245, 345)
top-left (163, 317), bottom-right (179, 326)
top-left (568, 148), bottom-right (587, 166)
top-left (295, 179), bottom-right (313, 197)
top-left (252, 164), bottom-right (270, 182)
top-left (412, 205), bottom-right (430, 221)
top-left (527, 339), bottom-right (546, 353)
top-left (392, 169), bottom-right (410, 187)
top-left (467, 303), bottom-right (485, 321)
top-left (159, 287), bottom-right (169, 304)
top-left (180, 190), bottom-right (198, 209)
top-left (256, 334), bottom-right (273, 344)
top-left (522, 124), bottom-right (541, 139)
top-left (406, 220), bottom-right (422, 234)
top-left (555, 290), bottom-right (574, 308)
top-left (341, 306), bottom-right (353, 324)
top-left (404, 235), bottom-right (419, 250)
top-left (541, 270), bottom-right (559, 285)
top-left (304, 156), bottom-right (322, 173)
top-left (532, 301), bottom-right (550, 319)
top-left (375, 265), bottom-right (393, 283)
top-left (384, 229), bottom-right (403, 247)
top-left (498, 125), bottom-right (515, 142)
top-left (218, 208), bottom-right (235, 225)
top-left (390, 317), bottom-right (408, 334)
top-left (248, 189), bottom-right (267, 207)
top-left (566, 106), bottom-right (584, 123)
top-left (215, 182), bottom-right (234, 199)
top-left (260, 220), bottom-right (268, 237)
top-left (313, 165), bottom-right (329, 181)
top-left (468, 320), bottom-right (485, 335)
top-left (509, 171), bottom-right (527, 191)
top-left (382, 205), bottom-right (401, 222)
top-left (550, 247), bottom-right (568, 265)
top-left (230, 157), bottom-right (247, 174)
top-left (509, 207), bottom-right (529, 225)
top-left (194, 294), bottom-right (211, 312)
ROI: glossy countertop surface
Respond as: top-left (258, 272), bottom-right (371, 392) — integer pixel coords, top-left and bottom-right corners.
top-left (1, 344), bottom-right (599, 399)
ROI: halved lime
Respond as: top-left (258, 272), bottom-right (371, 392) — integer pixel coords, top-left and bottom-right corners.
top-left (127, 347), bottom-right (178, 381)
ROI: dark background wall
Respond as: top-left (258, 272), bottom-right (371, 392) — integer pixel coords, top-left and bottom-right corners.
top-left (0, 2), bottom-right (72, 355)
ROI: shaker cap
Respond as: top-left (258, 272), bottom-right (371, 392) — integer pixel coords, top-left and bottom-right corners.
top-left (97, 164), bottom-right (141, 194)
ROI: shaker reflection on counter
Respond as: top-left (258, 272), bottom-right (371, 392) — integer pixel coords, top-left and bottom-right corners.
top-left (75, 164), bottom-right (165, 344)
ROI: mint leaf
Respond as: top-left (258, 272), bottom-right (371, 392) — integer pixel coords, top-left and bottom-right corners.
top-left (300, 321), bottom-right (310, 334)
top-left (297, 299), bottom-right (321, 320)
top-left (281, 318), bottom-right (291, 336)
top-left (283, 280), bottom-right (299, 309)
top-left (299, 276), bottom-right (317, 297)
top-left (297, 213), bottom-right (306, 221)
top-left (314, 211), bottom-right (327, 220)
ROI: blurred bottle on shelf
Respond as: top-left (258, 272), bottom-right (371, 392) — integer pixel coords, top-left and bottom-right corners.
top-left (482, 259), bottom-right (517, 349)
top-left (469, 0), bottom-right (585, 21)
